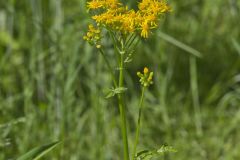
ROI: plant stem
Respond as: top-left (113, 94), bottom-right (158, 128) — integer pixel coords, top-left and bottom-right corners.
top-left (118, 46), bottom-right (130, 160)
top-left (132, 87), bottom-right (145, 160)
top-left (99, 48), bottom-right (117, 88)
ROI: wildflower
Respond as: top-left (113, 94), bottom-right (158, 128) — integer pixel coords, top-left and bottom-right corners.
top-left (85, 0), bottom-right (170, 38)
top-left (137, 67), bottom-right (153, 87)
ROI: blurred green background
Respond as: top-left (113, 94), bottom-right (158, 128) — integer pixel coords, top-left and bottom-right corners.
top-left (0, 0), bottom-right (240, 159)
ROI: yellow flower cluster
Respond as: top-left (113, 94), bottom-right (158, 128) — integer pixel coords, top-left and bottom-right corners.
top-left (137, 67), bottom-right (153, 87)
top-left (83, 24), bottom-right (102, 48)
top-left (86, 0), bottom-right (170, 38)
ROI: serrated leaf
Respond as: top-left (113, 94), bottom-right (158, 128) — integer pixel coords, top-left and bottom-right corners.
top-left (17, 141), bottom-right (60, 160)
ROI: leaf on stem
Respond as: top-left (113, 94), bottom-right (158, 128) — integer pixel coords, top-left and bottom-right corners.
top-left (135, 145), bottom-right (177, 160)
top-left (124, 56), bottom-right (132, 63)
top-left (105, 87), bottom-right (128, 98)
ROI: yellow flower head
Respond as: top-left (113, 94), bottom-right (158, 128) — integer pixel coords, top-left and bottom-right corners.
top-left (86, 0), bottom-right (170, 38)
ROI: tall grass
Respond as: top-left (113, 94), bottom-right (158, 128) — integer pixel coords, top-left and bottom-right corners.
top-left (0, 0), bottom-right (240, 159)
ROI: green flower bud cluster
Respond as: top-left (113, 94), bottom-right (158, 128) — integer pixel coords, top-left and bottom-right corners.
top-left (137, 67), bottom-right (153, 87)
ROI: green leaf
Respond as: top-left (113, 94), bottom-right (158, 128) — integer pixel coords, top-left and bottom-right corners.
top-left (157, 145), bottom-right (177, 154)
top-left (135, 145), bottom-right (176, 160)
top-left (105, 90), bottom-right (115, 98)
top-left (105, 87), bottom-right (128, 98)
top-left (114, 87), bottom-right (127, 94)
top-left (17, 141), bottom-right (60, 160)
top-left (136, 150), bottom-right (153, 160)
top-left (124, 56), bottom-right (132, 63)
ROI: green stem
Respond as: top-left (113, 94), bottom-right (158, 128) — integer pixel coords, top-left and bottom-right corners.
top-left (99, 48), bottom-right (117, 88)
top-left (132, 87), bottom-right (145, 160)
top-left (118, 46), bottom-right (130, 160)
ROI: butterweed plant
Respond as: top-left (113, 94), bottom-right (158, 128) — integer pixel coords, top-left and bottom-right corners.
top-left (84, 0), bottom-right (175, 159)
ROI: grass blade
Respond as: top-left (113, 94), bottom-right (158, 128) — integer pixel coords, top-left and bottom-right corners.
top-left (189, 56), bottom-right (202, 137)
top-left (158, 31), bottom-right (202, 58)
top-left (17, 141), bottom-right (60, 160)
